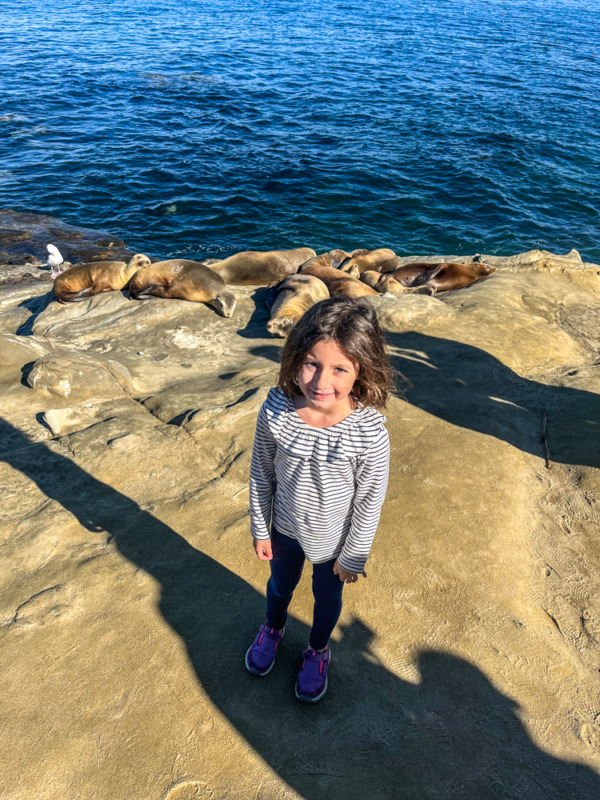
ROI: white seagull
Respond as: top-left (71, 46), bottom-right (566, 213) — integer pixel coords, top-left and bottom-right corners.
top-left (47, 244), bottom-right (64, 278)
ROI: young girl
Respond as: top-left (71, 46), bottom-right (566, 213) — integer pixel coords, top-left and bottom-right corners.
top-left (246, 295), bottom-right (393, 702)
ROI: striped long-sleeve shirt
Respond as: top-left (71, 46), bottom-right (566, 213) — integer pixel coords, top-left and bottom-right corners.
top-left (249, 387), bottom-right (390, 573)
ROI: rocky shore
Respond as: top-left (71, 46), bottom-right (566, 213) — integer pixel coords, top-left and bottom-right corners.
top-left (1, 211), bottom-right (599, 800)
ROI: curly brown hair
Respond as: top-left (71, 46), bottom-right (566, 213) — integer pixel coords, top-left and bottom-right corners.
top-left (277, 296), bottom-right (394, 409)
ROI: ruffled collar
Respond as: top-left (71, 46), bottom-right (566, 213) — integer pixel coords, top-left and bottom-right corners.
top-left (263, 388), bottom-right (386, 462)
top-left (284, 392), bottom-right (381, 433)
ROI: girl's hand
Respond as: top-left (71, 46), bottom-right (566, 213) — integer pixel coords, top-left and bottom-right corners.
top-left (333, 560), bottom-right (367, 583)
top-left (253, 538), bottom-right (273, 561)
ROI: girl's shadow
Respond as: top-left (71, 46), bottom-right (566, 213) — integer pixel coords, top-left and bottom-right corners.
top-left (1, 417), bottom-right (598, 798)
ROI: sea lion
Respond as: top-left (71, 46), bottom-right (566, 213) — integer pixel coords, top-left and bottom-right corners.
top-left (129, 259), bottom-right (236, 317)
top-left (53, 254), bottom-right (151, 303)
top-left (338, 248), bottom-right (399, 275)
top-left (210, 248), bottom-right (316, 286)
top-left (361, 271), bottom-right (405, 295)
top-left (299, 252), bottom-right (360, 279)
top-left (267, 274), bottom-right (330, 338)
top-left (328, 249), bottom-right (354, 269)
top-left (299, 263), bottom-right (379, 298)
top-left (392, 261), bottom-right (495, 291)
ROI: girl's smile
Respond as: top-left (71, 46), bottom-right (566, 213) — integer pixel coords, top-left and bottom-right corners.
top-left (296, 339), bottom-right (359, 422)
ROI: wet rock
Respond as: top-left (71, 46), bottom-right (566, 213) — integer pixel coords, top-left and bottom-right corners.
top-left (0, 209), bottom-right (137, 270)
top-left (0, 227), bottom-right (31, 243)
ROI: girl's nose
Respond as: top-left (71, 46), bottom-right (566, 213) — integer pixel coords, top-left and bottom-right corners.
top-left (312, 369), bottom-right (327, 388)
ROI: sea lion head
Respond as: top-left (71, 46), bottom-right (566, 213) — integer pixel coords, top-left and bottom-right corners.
top-left (328, 249), bottom-right (352, 269)
top-left (210, 288), bottom-right (237, 318)
top-left (125, 253), bottom-right (152, 280)
top-left (376, 274), bottom-right (405, 295)
top-left (266, 315), bottom-right (296, 339)
top-left (360, 270), bottom-right (382, 289)
top-left (128, 253), bottom-right (152, 269)
top-left (338, 262), bottom-right (361, 278)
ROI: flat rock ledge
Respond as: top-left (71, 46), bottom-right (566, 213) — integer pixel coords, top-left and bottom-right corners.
top-left (1, 214), bottom-right (599, 800)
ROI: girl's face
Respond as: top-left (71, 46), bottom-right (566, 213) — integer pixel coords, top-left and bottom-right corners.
top-left (297, 339), bottom-right (359, 414)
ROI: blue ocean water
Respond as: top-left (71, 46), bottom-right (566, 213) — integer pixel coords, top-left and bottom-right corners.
top-left (0, 0), bottom-right (599, 261)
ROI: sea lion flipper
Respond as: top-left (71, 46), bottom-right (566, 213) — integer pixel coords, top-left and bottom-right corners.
top-left (407, 266), bottom-right (444, 288)
top-left (131, 284), bottom-right (165, 299)
top-left (65, 287), bottom-right (96, 301)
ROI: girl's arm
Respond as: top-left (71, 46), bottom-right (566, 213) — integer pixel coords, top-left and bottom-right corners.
top-left (253, 538), bottom-right (273, 560)
top-left (333, 560), bottom-right (367, 583)
top-left (337, 427), bottom-right (390, 574)
top-left (249, 402), bottom-right (277, 543)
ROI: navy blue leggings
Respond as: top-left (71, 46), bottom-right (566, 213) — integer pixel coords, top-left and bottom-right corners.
top-left (266, 529), bottom-right (344, 651)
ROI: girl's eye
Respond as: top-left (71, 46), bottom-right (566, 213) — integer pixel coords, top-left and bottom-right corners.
top-left (334, 367), bottom-right (347, 373)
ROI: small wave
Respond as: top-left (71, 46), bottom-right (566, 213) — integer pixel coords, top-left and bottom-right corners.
top-left (0, 113), bottom-right (28, 123)
top-left (9, 125), bottom-right (49, 139)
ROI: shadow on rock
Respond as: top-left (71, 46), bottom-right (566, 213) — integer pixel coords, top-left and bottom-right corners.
top-left (16, 291), bottom-right (55, 335)
top-left (235, 287), bottom-right (273, 339)
top-left (247, 343), bottom-right (283, 364)
top-left (1, 417), bottom-right (598, 798)
top-left (387, 331), bottom-right (600, 469)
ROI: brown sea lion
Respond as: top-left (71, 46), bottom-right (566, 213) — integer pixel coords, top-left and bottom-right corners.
top-left (392, 261), bottom-right (495, 291)
top-left (299, 263), bottom-right (379, 298)
top-left (129, 259), bottom-right (236, 317)
top-left (53, 254), bottom-right (151, 303)
top-left (210, 248), bottom-right (316, 286)
top-left (361, 271), bottom-right (405, 295)
top-left (327, 276), bottom-right (379, 298)
top-left (299, 251), bottom-right (360, 279)
top-left (267, 274), bottom-right (330, 338)
top-left (328, 249), bottom-right (354, 268)
top-left (338, 248), bottom-right (399, 275)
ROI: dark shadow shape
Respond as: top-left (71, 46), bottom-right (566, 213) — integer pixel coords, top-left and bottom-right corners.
top-left (1, 417), bottom-right (598, 798)
top-left (20, 360), bottom-right (36, 387)
top-left (235, 287), bottom-right (273, 339)
top-left (167, 409), bottom-right (197, 427)
top-left (225, 387), bottom-right (260, 408)
top-left (247, 344), bottom-right (283, 365)
top-left (167, 391), bottom-right (261, 427)
top-left (34, 411), bottom-right (52, 433)
top-left (16, 291), bottom-right (54, 335)
top-left (387, 331), bottom-right (600, 468)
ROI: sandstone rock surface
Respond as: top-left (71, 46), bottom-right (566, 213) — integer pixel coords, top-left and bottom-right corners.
top-left (1, 219), bottom-right (599, 799)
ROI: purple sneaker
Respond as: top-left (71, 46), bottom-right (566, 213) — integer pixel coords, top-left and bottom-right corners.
top-left (245, 624), bottom-right (284, 676)
top-left (295, 646), bottom-right (331, 703)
